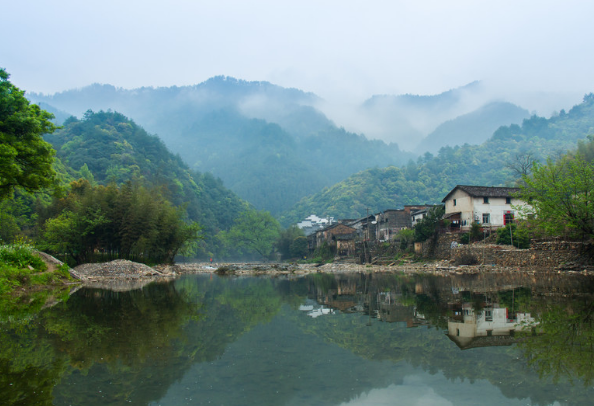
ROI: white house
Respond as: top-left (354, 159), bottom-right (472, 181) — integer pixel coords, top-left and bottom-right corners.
top-left (441, 185), bottom-right (526, 231)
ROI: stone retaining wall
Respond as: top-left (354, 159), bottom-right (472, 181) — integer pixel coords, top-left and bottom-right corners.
top-left (451, 243), bottom-right (592, 269)
top-left (422, 234), bottom-right (592, 269)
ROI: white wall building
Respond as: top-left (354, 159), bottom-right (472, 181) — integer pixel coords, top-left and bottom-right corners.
top-left (441, 185), bottom-right (527, 231)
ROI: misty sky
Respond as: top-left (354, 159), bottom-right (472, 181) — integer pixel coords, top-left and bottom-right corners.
top-left (2, 0), bottom-right (594, 115)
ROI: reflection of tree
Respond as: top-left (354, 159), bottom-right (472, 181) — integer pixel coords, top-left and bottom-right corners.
top-left (0, 275), bottom-right (288, 405)
top-left (518, 299), bottom-right (594, 386)
top-left (0, 325), bottom-right (68, 406)
top-left (216, 279), bottom-right (282, 331)
top-left (44, 282), bottom-right (202, 368)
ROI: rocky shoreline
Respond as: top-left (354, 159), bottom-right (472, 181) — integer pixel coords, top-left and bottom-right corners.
top-left (32, 254), bottom-right (592, 293)
top-left (74, 258), bottom-right (593, 284)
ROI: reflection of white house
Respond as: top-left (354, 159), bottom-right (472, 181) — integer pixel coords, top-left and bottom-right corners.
top-left (447, 303), bottom-right (536, 349)
top-left (442, 185), bottom-right (527, 231)
top-left (299, 300), bottom-right (335, 318)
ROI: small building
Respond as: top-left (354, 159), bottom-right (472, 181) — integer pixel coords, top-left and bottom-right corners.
top-left (375, 209), bottom-right (412, 241)
top-left (441, 185), bottom-right (525, 231)
top-left (348, 215), bottom-right (377, 241)
top-left (314, 223), bottom-right (357, 256)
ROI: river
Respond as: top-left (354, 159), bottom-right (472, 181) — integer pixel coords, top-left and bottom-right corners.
top-left (1, 271), bottom-right (593, 405)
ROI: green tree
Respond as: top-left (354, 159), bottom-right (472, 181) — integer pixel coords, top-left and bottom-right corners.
top-left (469, 222), bottom-right (482, 242)
top-left (0, 68), bottom-right (57, 199)
top-left (519, 156), bottom-right (594, 240)
top-left (220, 210), bottom-right (281, 260)
top-left (276, 225), bottom-right (305, 260)
top-left (41, 179), bottom-right (202, 264)
top-left (289, 236), bottom-right (308, 259)
top-left (496, 223), bottom-right (530, 249)
top-left (396, 228), bottom-right (414, 250)
top-left (413, 205), bottom-right (445, 243)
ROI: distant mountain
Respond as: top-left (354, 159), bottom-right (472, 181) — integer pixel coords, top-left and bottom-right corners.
top-left (30, 77), bottom-right (413, 215)
top-left (36, 102), bottom-right (71, 125)
top-left (414, 102), bottom-right (530, 154)
top-left (357, 81), bottom-right (487, 150)
top-left (280, 93), bottom-right (594, 226)
top-left (46, 110), bottom-right (247, 257)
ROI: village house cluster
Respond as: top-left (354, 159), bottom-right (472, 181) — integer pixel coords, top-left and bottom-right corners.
top-left (299, 185), bottom-right (526, 256)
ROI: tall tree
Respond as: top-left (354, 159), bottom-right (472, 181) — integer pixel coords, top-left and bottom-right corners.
top-left (220, 210), bottom-right (281, 260)
top-left (519, 156), bottom-right (594, 240)
top-left (0, 68), bottom-right (57, 199)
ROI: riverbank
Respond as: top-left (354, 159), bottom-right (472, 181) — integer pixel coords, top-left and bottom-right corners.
top-left (162, 259), bottom-right (594, 277)
top-left (9, 253), bottom-right (593, 296)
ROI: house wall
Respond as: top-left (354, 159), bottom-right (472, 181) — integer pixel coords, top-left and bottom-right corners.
top-left (445, 189), bottom-right (474, 227)
top-left (445, 189), bottom-right (524, 230)
top-left (377, 210), bottom-right (410, 241)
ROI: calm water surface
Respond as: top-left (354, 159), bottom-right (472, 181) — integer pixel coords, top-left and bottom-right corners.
top-left (2, 271), bottom-right (594, 405)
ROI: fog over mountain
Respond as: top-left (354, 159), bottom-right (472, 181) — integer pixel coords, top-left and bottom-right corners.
top-left (3, 1), bottom-right (593, 124)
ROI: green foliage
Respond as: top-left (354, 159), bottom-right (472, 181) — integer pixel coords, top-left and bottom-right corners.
top-left (518, 300), bottom-right (594, 386)
top-left (275, 225), bottom-right (306, 260)
top-left (40, 179), bottom-right (202, 265)
top-left (396, 228), bottom-right (414, 250)
top-left (0, 240), bottom-right (46, 271)
top-left (469, 222), bottom-right (482, 242)
top-left (519, 155), bottom-right (594, 240)
top-left (313, 241), bottom-right (334, 262)
top-left (576, 134), bottom-right (594, 162)
top-left (219, 209), bottom-right (281, 260)
top-left (0, 241), bottom-right (75, 295)
top-left (496, 223), bottom-right (531, 249)
top-left (414, 205), bottom-right (445, 243)
top-left (459, 233), bottom-right (470, 244)
top-left (0, 69), bottom-right (58, 199)
top-left (43, 110), bottom-right (245, 257)
top-left (289, 236), bottom-right (308, 259)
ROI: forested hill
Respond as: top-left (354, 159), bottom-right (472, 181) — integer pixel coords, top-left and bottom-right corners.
top-left (414, 102), bottom-right (530, 154)
top-left (280, 93), bottom-right (594, 225)
top-left (29, 77), bottom-right (413, 215)
top-left (45, 110), bottom-right (247, 255)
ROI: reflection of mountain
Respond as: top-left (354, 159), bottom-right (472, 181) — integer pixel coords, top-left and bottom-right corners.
top-left (3, 273), bottom-right (594, 405)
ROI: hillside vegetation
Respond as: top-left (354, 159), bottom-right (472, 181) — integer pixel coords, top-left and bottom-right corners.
top-left (281, 94), bottom-right (594, 225)
top-left (414, 101), bottom-right (530, 154)
top-left (39, 111), bottom-right (246, 258)
top-left (29, 77), bottom-right (412, 214)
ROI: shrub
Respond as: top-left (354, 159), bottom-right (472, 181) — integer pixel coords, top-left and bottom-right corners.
top-left (497, 224), bottom-right (530, 249)
top-left (0, 241), bottom-right (46, 271)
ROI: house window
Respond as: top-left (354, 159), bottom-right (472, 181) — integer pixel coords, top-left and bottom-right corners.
top-left (453, 199), bottom-right (457, 206)
top-left (504, 212), bottom-right (514, 225)
top-left (482, 213), bottom-right (490, 224)
top-left (483, 197), bottom-right (489, 204)
top-left (506, 197), bottom-right (512, 204)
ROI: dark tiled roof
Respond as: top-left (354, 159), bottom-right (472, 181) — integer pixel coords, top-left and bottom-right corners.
top-left (442, 185), bottom-right (520, 202)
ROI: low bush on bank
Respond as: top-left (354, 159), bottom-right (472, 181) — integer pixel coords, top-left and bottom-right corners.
top-left (0, 241), bottom-right (72, 295)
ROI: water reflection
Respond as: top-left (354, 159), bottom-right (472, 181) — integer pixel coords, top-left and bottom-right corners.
top-left (447, 302), bottom-right (535, 350)
top-left (0, 271), bottom-right (593, 405)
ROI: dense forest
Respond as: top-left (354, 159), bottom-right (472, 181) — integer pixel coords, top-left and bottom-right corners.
top-left (280, 93), bottom-right (594, 224)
